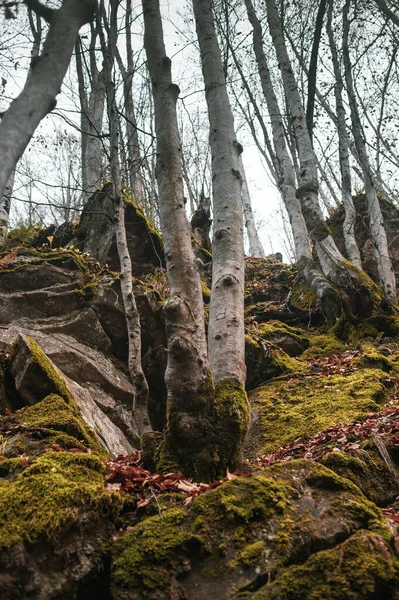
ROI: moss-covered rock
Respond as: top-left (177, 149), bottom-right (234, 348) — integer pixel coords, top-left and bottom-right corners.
top-left (246, 366), bottom-right (390, 458)
top-left (0, 394), bottom-right (123, 599)
top-left (0, 393), bottom-right (107, 458)
top-left (250, 530), bottom-right (399, 599)
top-left (111, 459), bottom-right (390, 600)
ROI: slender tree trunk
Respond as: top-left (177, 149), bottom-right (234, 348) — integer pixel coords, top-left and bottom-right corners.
top-left (75, 28), bottom-right (106, 200)
top-left (0, 170), bottom-right (15, 246)
top-left (306, 0), bottom-right (327, 142)
top-left (326, 0), bottom-right (362, 269)
top-left (374, 0), bottom-right (399, 26)
top-left (264, 0), bottom-right (380, 316)
top-left (0, 0), bottom-right (96, 202)
top-left (240, 156), bottom-right (265, 257)
top-left (244, 0), bottom-right (341, 320)
top-left (193, 0), bottom-right (247, 386)
top-left (342, 0), bottom-right (396, 303)
top-left (100, 0), bottom-right (151, 436)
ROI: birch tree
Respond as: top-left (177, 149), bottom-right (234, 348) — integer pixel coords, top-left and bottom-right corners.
top-left (240, 156), bottom-right (265, 257)
top-left (342, 0), bottom-right (396, 303)
top-left (193, 0), bottom-right (247, 386)
top-left (99, 0), bottom-right (151, 436)
top-left (244, 0), bottom-right (341, 320)
top-left (142, 0), bottom-right (249, 480)
top-left (75, 25), bottom-right (106, 200)
top-left (264, 0), bottom-right (383, 315)
top-left (326, 0), bottom-right (362, 269)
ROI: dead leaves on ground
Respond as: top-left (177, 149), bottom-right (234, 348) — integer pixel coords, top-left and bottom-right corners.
top-left (105, 451), bottom-right (250, 513)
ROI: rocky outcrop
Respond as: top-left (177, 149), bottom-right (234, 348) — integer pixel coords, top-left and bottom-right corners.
top-left (328, 193), bottom-right (399, 292)
top-left (76, 183), bottom-right (165, 275)
top-left (2, 228), bottom-right (399, 598)
top-left (110, 459), bottom-right (398, 599)
top-left (0, 393), bottom-right (123, 600)
top-left (0, 248), bottom-right (167, 455)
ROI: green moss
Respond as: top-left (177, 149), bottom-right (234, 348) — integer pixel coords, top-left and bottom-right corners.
top-left (201, 280), bottom-right (211, 303)
top-left (354, 344), bottom-right (393, 372)
top-left (146, 377), bottom-right (249, 481)
top-left (112, 507), bottom-right (204, 594)
top-left (249, 367), bottom-right (389, 456)
top-left (302, 333), bottom-right (346, 359)
top-left (74, 279), bottom-right (97, 300)
top-left (112, 460), bottom-right (388, 599)
top-left (122, 187), bottom-right (164, 247)
top-left (4, 394), bottom-right (107, 457)
top-left (321, 445), bottom-right (399, 506)
top-left (6, 222), bottom-right (44, 248)
top-left (238, 541), bottom-right (264, 566)
top-left (0, 449), bottom-right (121, 549)
top-left (112, 470), bottom-right (292, 598)
top-left (270, 348), bottom-right (309, 374)
top-left (13, 335), bottom-right (73, 405)
top-left (257, 321), bottom-right (309, 347)
top-left (291, 278), bottom-right (318, 310)
top-left (252, 531), bottom-right (399, 599)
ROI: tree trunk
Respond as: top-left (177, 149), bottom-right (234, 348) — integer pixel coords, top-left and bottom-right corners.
top-left (244, 0), bottom-right (341, 320)
top-left (100, 0), bottom-right (151, 437)
top-left (374, 0), bottom-right (399, 26)
top-left (240, 156), bottom-right (265, 257)
top-left (0, 0), bottom-right (96, 202)
top-left (0, 170), bottom-right (15, 246)
top-left (342, 0), bottom-right (396, 303)
top-left (190, 0), bottom-right (249, 474)
top-left (193, 0), bottom-right (247, 386)
top-left (143, 0), bottom-right (238, 480)
top-left (326, 0), bottom-right (362, 269)
top-left (264, 0), bottom-right (380, 315)
top-left (306, 0), bottom-right (327, 142)
top-left (75, 26), bottom-right (106, 201)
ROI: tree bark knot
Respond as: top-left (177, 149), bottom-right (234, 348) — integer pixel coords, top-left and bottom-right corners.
top-left (216, 274), bottom-right (240, 287)
top-left (296, 179), bottom-right (319, 199)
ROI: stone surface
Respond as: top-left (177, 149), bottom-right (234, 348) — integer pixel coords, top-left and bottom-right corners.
top-left (9, 333), bottom-right (138, 455)
top-left (77, 183), bottom-right (165, 274)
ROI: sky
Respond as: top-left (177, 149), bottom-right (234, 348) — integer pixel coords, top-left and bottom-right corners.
top-left (1, 2), bottom-right (308, 262)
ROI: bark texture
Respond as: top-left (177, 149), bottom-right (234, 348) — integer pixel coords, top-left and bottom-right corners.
top-left (240, 156), bottom-right (265, 257)
top-left (245, 0), bottom-right (341, 320)
top-left (101, 0), bottom-right (151, 436)
top-left (0, 170), bottom-right (15, 246)
top-left (76, 30), bottom-right (106, 200)
top-left (326, 0), bottom-right (362, 269)
top-left (193, 0), bottom-right (246, 385)
top-left (342, 0), bottom-right (396, 303)
top-left (142, 0), bottom-right (238, 480)
top-left (0, 0), bottom-right (96, 202)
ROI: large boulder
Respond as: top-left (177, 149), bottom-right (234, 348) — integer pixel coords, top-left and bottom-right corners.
top-left (111, 459), bottom-right (397, 599)
top-left (0, 393), bottom-right (123, 600)
top-left (9, 333), bottom-right (137, 455)
top-left (76, 183), bottom-right (165, 275)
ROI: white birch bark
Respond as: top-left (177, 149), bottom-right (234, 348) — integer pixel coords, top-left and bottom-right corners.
top-left (193, 0), bottom-right (246, 385)
top-left (326, 0), bottom-right (362, 269)
top-left (0, 170), bottom-right (15, 246)
top-left (142, 0), bottom-right (210, 401)
top-left (100, 0), bottom-right (151, 436)
top-left (342, 0), bottom-right (396, 303)
top-left (265, 0), bottom-right (348, 281)
top-left (244, 0), bottom-right (341, 319)
top-left (240, 156), bottom-right (265, 257)
top-left (76, 28), bottom-right (106, 200)
top-left (0, 0), bottom-right (96, 202)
